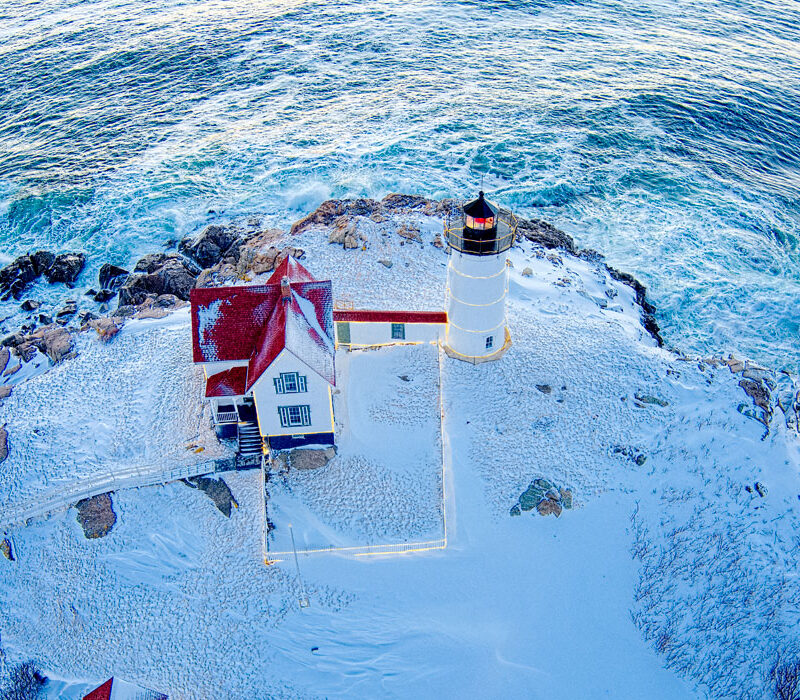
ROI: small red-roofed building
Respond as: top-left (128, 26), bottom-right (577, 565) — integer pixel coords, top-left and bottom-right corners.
top-left (83, 676), bottom-right (167, 700)
top-left (190, 255), bottom-right (448, 455)
top-left (191, 256), bottom-right (337, 453)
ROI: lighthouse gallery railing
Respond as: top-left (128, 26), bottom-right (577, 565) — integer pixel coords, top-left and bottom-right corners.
top-left (443, 212), bottom-right (517, 256)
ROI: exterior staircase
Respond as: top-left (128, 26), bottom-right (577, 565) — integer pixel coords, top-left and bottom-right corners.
top-left (237, 404), bottom-right (264, 460)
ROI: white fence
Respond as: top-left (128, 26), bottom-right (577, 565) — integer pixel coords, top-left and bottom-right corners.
top-left (1, 456), bottom-right (236, 531)
top-left (266, 537), bottom-right (447, 562)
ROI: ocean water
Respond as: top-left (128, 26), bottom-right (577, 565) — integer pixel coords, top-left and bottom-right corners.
top-left (0, 0), bottom-right (798, 370)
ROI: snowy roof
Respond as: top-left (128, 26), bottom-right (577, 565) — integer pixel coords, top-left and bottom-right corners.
top-left (83, 677), bottom-right (168, 700)
top-left (205, 366), bottom-right (248, 397)
top-left (266, 255), bottom-right (316, 285)
top-left (333, 310), bottom-right (447, 324)
top-left (191, 258), bottom-right (335, 390)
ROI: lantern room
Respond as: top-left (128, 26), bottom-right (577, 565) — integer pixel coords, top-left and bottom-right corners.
top-left (445, 191), bottom-right (515, 256)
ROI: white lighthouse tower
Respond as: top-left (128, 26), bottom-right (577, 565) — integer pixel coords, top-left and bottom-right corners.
top-left (444, 192), bottom-right (516, 362)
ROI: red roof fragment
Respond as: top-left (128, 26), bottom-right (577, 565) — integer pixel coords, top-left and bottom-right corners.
top-left (332, 310), bottom-right (447, 324)
top-left (205, 366), bottom-right (248, 397)
top-left (266, 255), bottom-right (316, 285)
top-left (191, 257), bottom-right (335, 389)
top-left (83, 678), bottom-right (113, 700)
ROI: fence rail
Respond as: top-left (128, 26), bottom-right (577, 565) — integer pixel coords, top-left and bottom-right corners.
top-left (266, 537), bottom-right (447, 562)
top-left (1, 455), bottom-right (237, 531)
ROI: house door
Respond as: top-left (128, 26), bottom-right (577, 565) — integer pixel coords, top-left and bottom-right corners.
top-left (337, 321), bottom-right (351, 345)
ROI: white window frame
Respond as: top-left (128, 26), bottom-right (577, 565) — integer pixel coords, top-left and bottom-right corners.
top-left (274, 372), bottom-right (308, 394)
top-left (278, 404), bottom-right (312, 428)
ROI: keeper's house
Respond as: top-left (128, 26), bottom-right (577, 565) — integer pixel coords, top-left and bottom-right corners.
top-left (190, 256), bottom-right (447, 455)
top-left (191, 257), bottom-right (337, 454)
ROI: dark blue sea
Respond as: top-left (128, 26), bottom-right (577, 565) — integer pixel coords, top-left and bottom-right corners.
top-left (1, 0), bottom-right (798, 369)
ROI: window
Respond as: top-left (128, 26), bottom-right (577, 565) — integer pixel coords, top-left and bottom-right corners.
top-left (391, 323), bottom-right (405, 340)
top-left (274, 372), bottom-right (307, 394)
top-left (278, 405), bottom-right (312, 428)
top-left (337, 322), bottom-right (351, 344)
top-left (485, 335), bottom-right (494, 350)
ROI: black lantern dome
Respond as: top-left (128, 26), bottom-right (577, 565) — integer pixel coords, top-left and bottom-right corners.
top-left (463, 191), bottom-right (497, 233)
top-left (444, 191), bottom-right (515, 255)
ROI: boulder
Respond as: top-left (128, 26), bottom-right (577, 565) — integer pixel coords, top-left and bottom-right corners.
top-left (536, 498), bottom-right (563, 517)
top-left (184, 476), bottom-right (238, 517)
top-left (119, 255), bottom-right (198, 306)
top-left (89, 317), bottom-right (123, 342)
top-left (288, 446), bottom-right (336, 471)
top-left (30, 250), bottom-right (55, 276)
top-left (179, 224), bottom-right (241, 269)
top-left (0, 386), bottom-right (13, 400)
top-left (739, 378), bottom-right (771, 413)
top-left (39, 326), bottom-right (74, 362)
top-left (153, 293), bottom-right (181, 308)
top-left (0, 255), bottom-right (37, 298)
top-left (0, 425), bottom-right (7, 462)
top-left (94, 289), bottom-right (116, 303)
top-left (0, 538), bottom-right (13, 560)
top-left (522, 267), bottom-right (533, 277)
top-left (397, 224), bottom-right (421, 242)
top-left (0, 347), bottom-right (8, 373)
top-left (75, 493), bottom-right (116, 538)
top-left (1, 333), bottom-right (25, 349)
top-left (20, 299), bottom-right (40, 312)
top-left (55, 300), bottom-right (77, 323)
top-left (98, 263), bottom-right (129, 290)
top-left (560, 488), bottom-right (573, 509)
top-left (133, 253), bottom-right (172, 273)
top-left (44, 253), bottom-right (86, 285)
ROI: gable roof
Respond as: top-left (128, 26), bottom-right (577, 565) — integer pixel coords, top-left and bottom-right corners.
top-left (266, 255), bottom-right (316, 285)
top-left (83, 677), bottom-right (167, 700)
top-left (191, 258), bottom-right (335, 390)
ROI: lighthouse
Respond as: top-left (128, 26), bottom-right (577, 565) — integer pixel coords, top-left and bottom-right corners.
top-left (444, 191), bottom-right (516, 362)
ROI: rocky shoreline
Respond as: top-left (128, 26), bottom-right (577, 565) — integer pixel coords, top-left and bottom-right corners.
top-left (0, 193), bottom-right (795, 440)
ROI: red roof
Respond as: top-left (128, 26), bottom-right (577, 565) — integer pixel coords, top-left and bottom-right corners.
top-left (84, 679), bottom-right (112, 700)
top-left (191, 258), bottom-right (335, 389)
top-left (266, 255), bottom-right (316, 285)
top-left (205, 366), bottom-right (248, 397)
top-left (83, 677), bottom-right (167, 700)
top-left (332, 310), bottom-right (447, 324)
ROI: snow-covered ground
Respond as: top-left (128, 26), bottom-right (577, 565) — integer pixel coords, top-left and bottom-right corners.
top-left (0, 310), bottom-right (227, 516)
top-left (1, 210), bottom-right (799, 699)
top-left (267, 343), bottom-right (444, 554)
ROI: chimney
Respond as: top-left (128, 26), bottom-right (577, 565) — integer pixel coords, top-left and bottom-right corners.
top-left (281, 276), bottom-right (291, 302)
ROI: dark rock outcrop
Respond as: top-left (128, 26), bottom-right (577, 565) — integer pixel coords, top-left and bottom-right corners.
top-left (75, 493), bottom-right (116, 538)
top-left (98, 263), bottom-right (129, 291)
top-left (94, 289), bottom-right (116, 303)
top-left (516, 218), bottom-right (577, 253)
top-left (44, 253), bottom-right (86, 285)
top-left (179, 224), bottom-right (241, 269)
top-left (0, 425), bottom-right (8, 463)
top-left (606, 266), bottom-right (663, 347)
top-left (0, 255), bottom-right (37, 299)
top-left (31, 250), bottom-right (56, 276)
top-left (184, 475), bottom-right (238, 517)
top-left (119, 254), bottom-right (198, 306)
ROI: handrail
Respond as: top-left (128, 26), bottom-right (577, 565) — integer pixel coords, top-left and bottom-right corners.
top-left (443, 214), bottom-right (517, 256)
top-left (215, 411), bottom-right (239, 423)
top-left (0, 455), bottom-right (236, 530)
